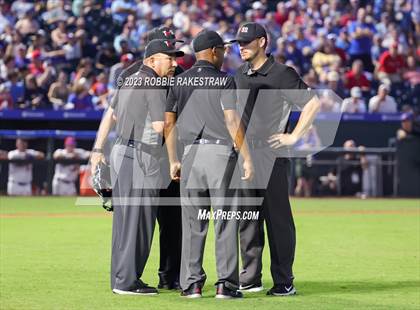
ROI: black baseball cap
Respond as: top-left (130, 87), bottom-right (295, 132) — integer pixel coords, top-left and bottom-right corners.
top-left (192, 29), bottom-right (230, 53)
top-left (144, 39), bottom-right (185, 58)
top-left (147, 26), bottom-right (184, 43)
top-left (231, 22), bottom-right (267, 43)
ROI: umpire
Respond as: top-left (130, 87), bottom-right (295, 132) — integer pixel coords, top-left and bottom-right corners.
top-left (231, 22), bottom-right (320, 296)
top-left (118, 26), bottom-right (184, 290)
top-left (90, 39), bottom-right (184, 295)
top-left (164, 30), bottom-right (253, 299)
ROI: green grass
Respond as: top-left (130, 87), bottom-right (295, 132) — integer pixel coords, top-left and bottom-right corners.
top-left (0, 197), bottom-right (419, 310)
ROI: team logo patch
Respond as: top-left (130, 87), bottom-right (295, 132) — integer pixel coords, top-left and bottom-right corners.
top-left (241, 26), bottom-right (248, 33)
top-left (164, 40), bottom-right (172, 47)
top-left (163, 30), bottom-right (173, 37)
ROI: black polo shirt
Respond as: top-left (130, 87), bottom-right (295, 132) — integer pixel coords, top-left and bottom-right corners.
top-left (166, 60), bottom-right (237, 143)
top-left (110, 64), bottom-right (167, 144)
top-left (234, 55), bottom-right (314, 140)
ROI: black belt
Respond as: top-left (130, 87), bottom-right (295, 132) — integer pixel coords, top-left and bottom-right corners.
top-left (192, 138), bottom-right (231, 146)
top-left (58, 178), bottom-right (73, 184)
top-left (117, 137), bottom-right (161, 155)
top-left (11, 181), bottom-right (30, 186)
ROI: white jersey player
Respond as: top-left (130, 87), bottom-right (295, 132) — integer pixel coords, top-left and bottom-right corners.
top-left (7, 138), bottom-right (45, 196)
top-left (52, 137), bottom-right (90, 195)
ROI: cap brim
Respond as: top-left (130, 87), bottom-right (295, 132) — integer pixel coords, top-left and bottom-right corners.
top-left (229, 37), bottom-right (253, 44)
top-left (163, 49), bottom-right (185, 57)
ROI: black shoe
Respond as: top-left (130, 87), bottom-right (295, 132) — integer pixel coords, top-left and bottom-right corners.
top-left (113, 283), bottom-right (158, 295)
top-left (172, 281), bottom-right (181, 290)
top-left (266, 284), bottom-right (296, 296)
top-left (158, 281), bottom-right (181, 290)
top-left (158, 282), bottom-right (170, 289)
top-left (180, 283), bottom-right (202, 298)
top-left (215, 283), bottom-right (243, 299)
top-left (239, 281), bottom-right (264, 293)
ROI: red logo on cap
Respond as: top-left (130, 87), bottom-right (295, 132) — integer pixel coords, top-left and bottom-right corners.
top-left (164, 40), bottom-right (172, 47)
top-left (163, 30), bottom-right (173, 37)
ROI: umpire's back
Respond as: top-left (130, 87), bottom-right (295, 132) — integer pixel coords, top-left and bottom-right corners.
top-left (166, 60), bottom-right (237, 144)
top-left (166, 30), bottom-right (236, 145)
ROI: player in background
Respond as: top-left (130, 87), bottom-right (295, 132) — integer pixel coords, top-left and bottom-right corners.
top-left (52, 136), bottom-right (90, 196)
top-left (7, 138), bottom-right (45, 196)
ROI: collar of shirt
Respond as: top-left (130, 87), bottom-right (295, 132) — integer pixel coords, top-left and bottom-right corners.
top-left (139, 64), bottom-right (159, 77)
top-left (241, 54), bottom-right (275, 76)
top-left (193, 60), bottom-right (218, 70)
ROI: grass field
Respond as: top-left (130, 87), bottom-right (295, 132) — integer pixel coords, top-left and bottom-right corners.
top-left (0, 197), bottom-right (419, 310)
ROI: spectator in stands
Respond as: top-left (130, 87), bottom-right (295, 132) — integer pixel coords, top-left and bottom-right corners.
top-left (284, 38), bottom-right (306, 73)
top-left (0, 56), bottom-right (15, 82)
top-left (14, 43), bottom-right (29, 69)
top-left (327, 33), bottom-right (347, 65)
top-left (319, 89), bottom-right (340, 113)
top-left (73, 58), bottom-right (96, 87)
top-left (312, 37), bottom-right (341, 81)
top-left (342, 87), bottom-right (366, 113)
top-left (371, 34), bottom-right (386, 65)
top-left (368, 84), bottom-right (398, 113)
top-left (90, 72), bottom-right (109, 108)
top-left (15, 10), bottom-right (39, 37)
top-left (23, 74), bottom-right (48, 109)
top-left (95, 42), bottom-right (119, 70)
top-left (111, 0), bottom-right (137, 26)
top-left (114, 25), bottom-right (137, 55)
top-left (376, 42), bottom-right (406, 83)
top-left (48, 70), bottom-right (70, 110)
top-left (7, 138), bottom-right (44, 196)
top-left (52, 136), bottom-right (90, 196)
top-left (108, 53), bottom-right (134, 90)
top-left (66, 80), bottom-right (95, 110)
top-left (5, 70), bottom-right (25, 106)
top-left (344, 59), bottom-right (371, 91)
top-left (324, 71), bottom-right (346, 99)
top-left (28, 50), bottom-right (44, 76)
top-left (62, 32), bottom-right (82, 67)
top-left (41, 0), bottom-right (68, 25)
top-left (403, 55), bottom-right (420, 87)
top-left (51, 21), bottom-right (68, 48)
top-left (0, 83), bottom-right (13, 109)
top-left (347, 7), bottom-right (375, 72)
top-left (11, 0), bottom-right (34, 19)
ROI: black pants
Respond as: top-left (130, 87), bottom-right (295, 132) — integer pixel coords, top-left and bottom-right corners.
top-left (239, 158), bottom-right (295, 286)
top-left (157, 180), bottom-right (182, 285)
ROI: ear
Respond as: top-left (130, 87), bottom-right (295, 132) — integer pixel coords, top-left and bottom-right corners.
top-left (259, 37), bottom-right (266, 49)
top-left (148, 57), bottom-right (155, 68)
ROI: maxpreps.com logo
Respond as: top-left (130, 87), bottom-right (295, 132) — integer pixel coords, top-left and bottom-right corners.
top-left (240, 26), bottom-right (248, 33)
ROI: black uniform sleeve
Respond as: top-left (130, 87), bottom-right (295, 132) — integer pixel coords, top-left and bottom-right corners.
top-left (282, 66), bottom-right (315, 109)
top-left (147, 88), bottom-right (166, 122)
top-left (220, 75), bottom-right (237, 111)
top-left (165, 86), bottom-right (178, 113)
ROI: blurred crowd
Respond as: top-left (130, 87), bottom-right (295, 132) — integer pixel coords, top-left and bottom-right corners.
top-left (0, 0), bottom-right (419, 113)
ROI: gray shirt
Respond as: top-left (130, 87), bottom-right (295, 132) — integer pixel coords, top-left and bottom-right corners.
top-left (110, 64), bottom-right (166, 145)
